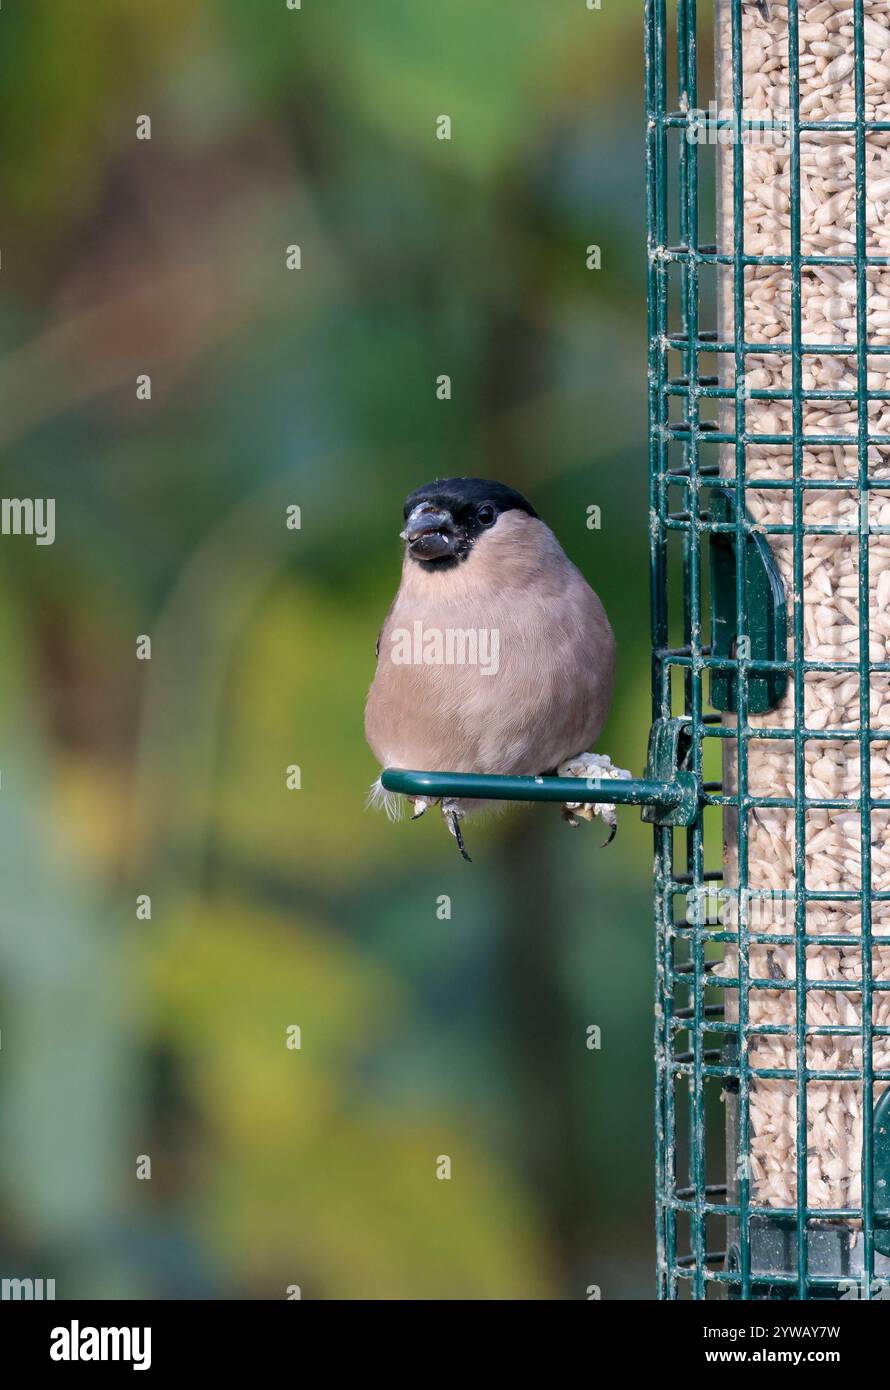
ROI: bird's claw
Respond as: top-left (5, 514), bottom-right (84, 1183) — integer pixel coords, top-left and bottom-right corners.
top-left (557, 752), bottom-right (632, 847)
top-left (405, 792), bottom-right (471, 861)
top-left (442, 798), bottom-right (472, 863)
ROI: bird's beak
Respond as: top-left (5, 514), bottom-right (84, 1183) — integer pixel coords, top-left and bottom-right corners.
top-left (401, 503), bottom-right (459, 561)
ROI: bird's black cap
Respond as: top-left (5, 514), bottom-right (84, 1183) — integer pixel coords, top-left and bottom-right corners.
top-left (403, 477), bottom-right (538, 521)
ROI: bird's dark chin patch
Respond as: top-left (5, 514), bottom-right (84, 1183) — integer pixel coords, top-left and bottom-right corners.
top-left (408, 532), bottom-right (458, 562)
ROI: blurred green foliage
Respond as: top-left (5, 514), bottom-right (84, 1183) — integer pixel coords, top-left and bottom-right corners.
top-left (0, 0), bottom-right (656, 1298)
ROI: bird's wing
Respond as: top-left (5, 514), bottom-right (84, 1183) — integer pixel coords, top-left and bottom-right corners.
top-left (374, 591), bottom-right (400, 661)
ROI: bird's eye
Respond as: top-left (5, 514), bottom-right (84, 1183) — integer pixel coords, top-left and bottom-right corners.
top-left (477, 504), bottom-right (496, 527)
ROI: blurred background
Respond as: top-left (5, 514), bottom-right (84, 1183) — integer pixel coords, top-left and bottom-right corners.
top-left (0, 0), bottom-right (657, 1298)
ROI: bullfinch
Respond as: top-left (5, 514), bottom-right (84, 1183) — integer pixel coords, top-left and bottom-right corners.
top-left (365, 477), bottom-right (623, 861)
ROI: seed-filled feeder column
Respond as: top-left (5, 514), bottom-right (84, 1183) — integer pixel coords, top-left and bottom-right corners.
top-left (717, 0), bottom-right (890, 1295)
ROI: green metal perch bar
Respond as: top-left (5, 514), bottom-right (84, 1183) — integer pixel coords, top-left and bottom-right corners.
top-left (380, 766), bottom-right (700, 826)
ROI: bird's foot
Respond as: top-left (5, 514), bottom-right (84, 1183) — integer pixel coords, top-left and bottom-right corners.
top-left (441, 798), bottom-right (472, 863)
top-left (558, 752), bottom-right (632, 847)
top-left (411, 796), bottom-right (434, 821)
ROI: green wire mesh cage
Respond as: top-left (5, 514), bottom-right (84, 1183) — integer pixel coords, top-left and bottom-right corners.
top-left (647, 0), bottom-right (890, 1298)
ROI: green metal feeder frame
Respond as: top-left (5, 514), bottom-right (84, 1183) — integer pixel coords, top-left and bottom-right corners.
top-left (647, 0), bottom-right (890, 1299)
top-left (387, 0), bottom-right (890, 1302)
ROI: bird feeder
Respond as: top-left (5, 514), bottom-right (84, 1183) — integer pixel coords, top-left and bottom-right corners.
top-left (647, 0), bottom-right (890, 1298)
top-left (382, 0), bottom-right (890, 1302)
